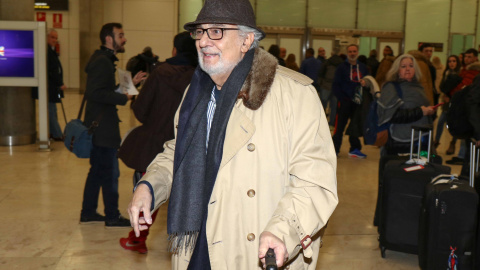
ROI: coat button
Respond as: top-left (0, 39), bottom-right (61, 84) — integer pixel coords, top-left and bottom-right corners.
top-left (247, 143), bottom-right (255, 152)
top-left (247, 233), bottom-right (255, 241)
top-left (247, 189), bottom-right (256, 197)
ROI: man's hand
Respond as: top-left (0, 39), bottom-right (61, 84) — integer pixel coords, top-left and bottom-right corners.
top-left (258, 231), bottom-right (288, 268)
top-left (126, 94), bottom-right (134, 100)
top-left (127, 184), bottom-right (153, 237)
top-left (60, 85), bottom-right (67, 91)
top-left (133, 71), bottom-right (148, 85)
top-left (359, 79), bottom-right (366, 87)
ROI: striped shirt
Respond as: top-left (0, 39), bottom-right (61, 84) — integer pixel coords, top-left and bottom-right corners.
top-left (206, 86), bottom-right (217, 151)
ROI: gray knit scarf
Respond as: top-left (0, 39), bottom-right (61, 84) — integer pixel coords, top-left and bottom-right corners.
top-left (167, 49), bottom-right (255, 254)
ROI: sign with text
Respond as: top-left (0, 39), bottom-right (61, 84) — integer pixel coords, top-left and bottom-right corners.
top-left (35, 1), bottom-right (69, 11)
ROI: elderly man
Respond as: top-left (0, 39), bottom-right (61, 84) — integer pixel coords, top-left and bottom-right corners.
top-left (127, 0), bottom-right (338, 269)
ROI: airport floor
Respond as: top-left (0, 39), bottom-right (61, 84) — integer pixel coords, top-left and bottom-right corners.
top-left (0, 90), bottom-right (463, 269)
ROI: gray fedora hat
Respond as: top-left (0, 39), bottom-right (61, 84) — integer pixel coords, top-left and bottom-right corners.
top-left (184, 0), bottom-right (265, 40)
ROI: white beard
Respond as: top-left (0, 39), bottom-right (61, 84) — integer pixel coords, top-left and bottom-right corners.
top-left (198, 50), bottom-right (241, 76)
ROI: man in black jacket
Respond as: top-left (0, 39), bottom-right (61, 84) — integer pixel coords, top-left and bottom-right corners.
top-left (46, 29), bottom-right (66, 141)
top-left (80, 23), bottom-right (138, 227)
top-left (461, 75), bottom-right (480, 176)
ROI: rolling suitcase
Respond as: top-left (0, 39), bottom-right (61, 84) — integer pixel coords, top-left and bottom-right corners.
top-left (379, 125), bottom-right (451, 258)
top-left (418, 140), bottom-right (479, 270)
top-left (374, 153), bottom-right (443, 228)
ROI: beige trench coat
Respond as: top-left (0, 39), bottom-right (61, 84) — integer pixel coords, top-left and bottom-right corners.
top-left (141, 50), bottom-right (338, 270)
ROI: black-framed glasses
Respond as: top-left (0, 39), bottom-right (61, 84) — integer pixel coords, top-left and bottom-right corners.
top-left (190, 28), bottom-right (239, 40)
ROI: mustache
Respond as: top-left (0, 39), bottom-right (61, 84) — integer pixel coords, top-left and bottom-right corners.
top-left (200, 48), bottom-right (219, 55)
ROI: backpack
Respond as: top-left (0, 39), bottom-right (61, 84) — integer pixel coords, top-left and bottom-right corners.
top-left (446, 81), bottom-right (477, 139)
top-left (363, 82), bottom-right (402, 146)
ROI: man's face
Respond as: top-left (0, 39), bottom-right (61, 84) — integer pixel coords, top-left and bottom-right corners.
top-left (112, 27), bottom-right (127, 53)
top-left (383, 47), bottom-right (392, 57)
top-left (196, 24), bottom-right (246, 77)
top-left (422, 47), bottom-right (433, 60)
top-left (347, 46), bottom-right (358, 62)
top-left (318, 47), bottom-right (326, 58)
top-left (47, 31), bottom-right (58, 47)
top-left (464, 53), bottom-right (478, 65)
top-left (280, 48), bottom-right (286, 59)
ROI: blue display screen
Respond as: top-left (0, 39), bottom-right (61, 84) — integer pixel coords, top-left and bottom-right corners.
top-left (0, 30), bottom-right (35, 77)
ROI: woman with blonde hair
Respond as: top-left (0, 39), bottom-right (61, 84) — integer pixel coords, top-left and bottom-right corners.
top-left (377, 54), bottom-right (438, 155)
top-left (285, 53), bottom-right (299, 71)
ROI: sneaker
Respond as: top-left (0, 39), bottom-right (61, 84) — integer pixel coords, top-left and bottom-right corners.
top-left (348, 149), bottom-right (367, 159)
top-left (105, 215), bottom-right (131, 228)
top-left (80, 213), bottom-right (106, 224)
top-left (446, 157), bottom-right (464, 165)
top-left (119, 237), bottom-right (148, 254)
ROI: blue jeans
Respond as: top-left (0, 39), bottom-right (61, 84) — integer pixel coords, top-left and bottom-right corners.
top-left (81, 144), bottom-right (120, 219)
top-left (48, 102), bottom-right (63, 138)
top-left (458, 140), bottom-right (466, 159)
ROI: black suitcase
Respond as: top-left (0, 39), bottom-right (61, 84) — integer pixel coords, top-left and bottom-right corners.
top-left (373, 153), bottom-right (443, 228)
top-left (379, 125), bottom-right (451, 258)
top-left (419, 141), bottom-right (479, 270)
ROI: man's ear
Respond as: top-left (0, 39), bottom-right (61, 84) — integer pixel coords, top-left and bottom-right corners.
top-left (105, 35), bottom-right (113, 46)
top-left (241, 32), bottom-right (255, 53)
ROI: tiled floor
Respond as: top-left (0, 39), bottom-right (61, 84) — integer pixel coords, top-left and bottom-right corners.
top-left (0, 90), bottom-right (462, 269)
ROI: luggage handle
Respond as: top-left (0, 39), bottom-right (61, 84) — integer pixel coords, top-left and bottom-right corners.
top-left (431, 174), bottom-right (458, 185)
top-left (410, 124), bottom-right (433, 163)
top-left (469, 138), bottom-right (479, 188)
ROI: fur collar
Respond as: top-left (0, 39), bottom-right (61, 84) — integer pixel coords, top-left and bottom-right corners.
top-left (467, 62), bottom-right (480, 72)
top-left (237, 48), bottom-right (278, 110)
top-left (408, 50), bottom-right (429, 64)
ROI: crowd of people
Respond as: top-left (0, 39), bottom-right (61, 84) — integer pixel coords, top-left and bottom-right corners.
top-left (43, 0), bottom-right (479, 268)
top-left (265, 42), bottom-right (479, 165)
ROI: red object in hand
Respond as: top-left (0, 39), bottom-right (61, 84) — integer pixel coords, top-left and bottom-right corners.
top-left (432, 102), bottom-right (444, 109)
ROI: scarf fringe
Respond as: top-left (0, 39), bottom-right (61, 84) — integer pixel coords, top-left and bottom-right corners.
top-left (168, 231), bottom-right (199, 255)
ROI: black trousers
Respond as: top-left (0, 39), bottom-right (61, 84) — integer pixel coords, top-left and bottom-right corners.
top-left (332, 99), bottom-right (361, 154)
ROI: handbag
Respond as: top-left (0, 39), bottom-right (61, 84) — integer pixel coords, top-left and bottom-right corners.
top-left (63, 95), bottom-right (102, 158)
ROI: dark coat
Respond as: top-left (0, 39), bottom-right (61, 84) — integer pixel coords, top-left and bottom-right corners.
top-left (468, 75), bottom-right (480, 140)
top-left (47, 46), bottom-right (64, 102)
top-left (118, 54), bottom-right (196, 171)
top-left (84, 47), bottom-right (128, 149)
top-left (332, 60), bottom-right (369, 101)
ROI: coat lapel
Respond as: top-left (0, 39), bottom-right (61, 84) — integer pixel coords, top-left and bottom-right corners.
top-left (220, 104), bottom-right (255, 169)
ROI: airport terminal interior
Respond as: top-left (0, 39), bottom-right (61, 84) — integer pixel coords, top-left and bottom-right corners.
top-left (0, 92), bottom-right (464, 269)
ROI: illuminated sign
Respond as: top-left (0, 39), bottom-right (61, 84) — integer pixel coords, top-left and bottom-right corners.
top-left (34, 1), bottom-right (68, 11)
